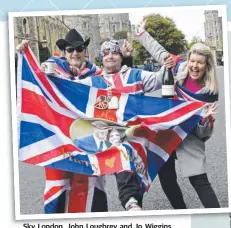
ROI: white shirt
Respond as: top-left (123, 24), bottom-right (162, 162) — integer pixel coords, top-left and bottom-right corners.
top-left (92, 135), bottom-right (108, 151)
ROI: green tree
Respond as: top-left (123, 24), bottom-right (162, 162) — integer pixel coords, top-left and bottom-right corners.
top-left (113, 30), bottom-right (128, 40)
top-left (134, 14), bottom-right (188, 64)
top-left (132, 40), bottom-right (151, 65)
top-left (188, 36), bottom-right (203, 49)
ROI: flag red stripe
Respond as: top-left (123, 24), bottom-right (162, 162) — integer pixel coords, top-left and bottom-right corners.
top-left (68, 174), bottom-right (89, 212)
top-left (95, 69), bottom-right (103, 75)
top-left (111, 84), bottom-right (143, 94)
top-left (128, 141), bottom-right (149, 181)
top-left (23, 144), bottom-right (79, 165)
top-left (129, 141), bottom-right (147, 166)
top-left (24, 47), bottom-right (67, 109)
top-left (133, 126), bottom-right (183, 155)
top-left (151, 130), bottom-right (183, 154)
top-left (45, 167), bottom-right (71, 180)
top-left (112, 73), bottom-right (143, 93)
top-left (177, 88), bottom-right (191, 101)
top-left (22, 89), bottom-right (74, 137)
top-left (44, 186), bottom-right (64, 201)
top-left (127, 102), bottom-right (205, 126)
top-left (55, 65), bottom-right (72, 76)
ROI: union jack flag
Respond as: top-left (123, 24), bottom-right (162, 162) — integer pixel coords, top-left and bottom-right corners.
top-left (17, 46), bottom-right (208, 212)
top-left (175, 82), bottom-right (218, 103)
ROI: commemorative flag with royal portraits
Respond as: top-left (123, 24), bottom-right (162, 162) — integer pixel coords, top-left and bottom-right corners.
top-left (17, 45), bottom-right (208, 189)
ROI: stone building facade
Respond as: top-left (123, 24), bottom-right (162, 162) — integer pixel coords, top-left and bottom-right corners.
top-left (98, 13), bottom-right (131, 40)
top-left (14, 13), bottom-right (131, 63)
top-left (63, 13), bottom-right (132, 60)
top-left (204, 10), bottom-right (223, 50)
top-left (14, 16), bottom-right (69, 63)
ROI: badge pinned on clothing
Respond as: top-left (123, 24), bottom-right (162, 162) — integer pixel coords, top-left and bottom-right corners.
top-left (94, 95), bottom-right (119, 110)
top-left (108, 96), bottom-right (119, 109)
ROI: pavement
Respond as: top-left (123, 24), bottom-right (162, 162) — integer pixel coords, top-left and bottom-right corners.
top-left (18, 67), bottom-right (229, 214)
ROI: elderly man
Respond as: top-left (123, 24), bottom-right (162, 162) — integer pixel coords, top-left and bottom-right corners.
top-left (71, 39), bottom-right (175, 211)
top-left (16, 30), bottom-right (116, 214)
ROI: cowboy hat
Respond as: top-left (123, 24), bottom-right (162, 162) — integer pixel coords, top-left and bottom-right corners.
top-left (56, 29), bottom-right (90, 50)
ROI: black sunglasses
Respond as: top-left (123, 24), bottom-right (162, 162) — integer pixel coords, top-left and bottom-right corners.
top-left (65, 46), bottom-right (85, 53)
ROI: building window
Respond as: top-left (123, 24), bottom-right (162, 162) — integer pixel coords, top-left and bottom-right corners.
top-left (112, 24), bottom-right (116, 33)
top-left (99, 26), bottom-right (103, 34)
top-left (22, 18), bottom-right (29, 38)
top-left (83, 22), bottom-right (87, 29)
top-left (112, 17), bottom-right (113, 21)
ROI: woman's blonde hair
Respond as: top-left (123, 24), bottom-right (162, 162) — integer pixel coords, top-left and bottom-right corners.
top-left (183, 43), bottom-right (219, 94)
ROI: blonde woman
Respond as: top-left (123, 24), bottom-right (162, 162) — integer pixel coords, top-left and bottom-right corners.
top-left (138, 27), bottom-right (220, 208)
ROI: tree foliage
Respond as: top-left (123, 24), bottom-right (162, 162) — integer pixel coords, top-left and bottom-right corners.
top-left (113, 30), bottom-right (128, 40)
top-left (132, 40), bottom-right (151, 65)
top-left (188, 36), bottom-right (203, 49)
top-left (133, 14), bottom-right (188, 65)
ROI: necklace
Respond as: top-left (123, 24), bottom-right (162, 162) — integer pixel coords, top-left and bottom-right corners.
top-left (94, 72), bottom-right (119, 110)
top-left (106, 73), bottom-right (119, 110)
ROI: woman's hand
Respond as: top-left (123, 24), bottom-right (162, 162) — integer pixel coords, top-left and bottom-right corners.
top-left (16, 40), bottom-right (28, 53)
top-left (138, 19), bottom-right (146, 34)
top-left (164, 54), bottom-right (176, 69)
top-left (203, 102), bottom-right (219, 118)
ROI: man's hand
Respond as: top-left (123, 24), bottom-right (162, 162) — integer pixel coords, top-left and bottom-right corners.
top-left (164, 55), bottom-right (176, 69)
top-left (121, 40), bottom-right (134, 56)
top-left (16, 40), bottom-right (28, 53)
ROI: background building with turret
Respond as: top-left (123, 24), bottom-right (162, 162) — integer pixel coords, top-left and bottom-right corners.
top-left (98, 14), bottom-right (131, 40)
top-left (14, 16), bottom-right (69, 63)
top-left (14, 13), bottom-right (132, 64)
top-left (204, 10), bottom-right (223, 64)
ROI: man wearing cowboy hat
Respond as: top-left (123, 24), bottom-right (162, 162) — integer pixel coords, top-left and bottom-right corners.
top-left (55, 29), bottom-right (91, 77)
top-left (16, 29), bottom-right (117, 214)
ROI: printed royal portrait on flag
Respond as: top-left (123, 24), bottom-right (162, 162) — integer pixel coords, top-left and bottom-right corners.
top-left (17, 44), bottom-right (210, 190)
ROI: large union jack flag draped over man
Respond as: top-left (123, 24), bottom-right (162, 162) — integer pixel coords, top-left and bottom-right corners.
top-left (17, 45), bottom-right (208, 213)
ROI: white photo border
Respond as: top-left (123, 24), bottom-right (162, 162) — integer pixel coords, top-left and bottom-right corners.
top-left (8, 4), bottom-right (231, 220)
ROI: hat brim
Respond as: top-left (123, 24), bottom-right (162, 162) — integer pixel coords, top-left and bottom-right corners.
top-left (56, 37), bottom-right (90, 50)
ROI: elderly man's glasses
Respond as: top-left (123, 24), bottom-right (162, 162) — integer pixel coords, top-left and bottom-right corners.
top-left (65, 46), bottom-right (85, 53)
